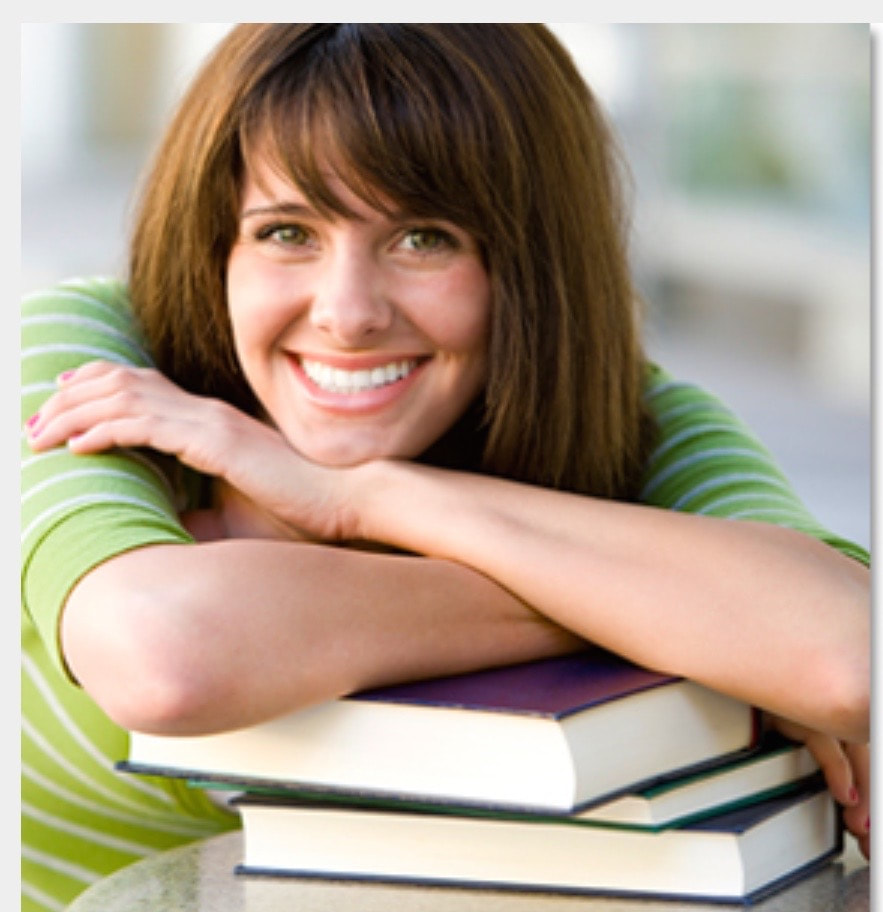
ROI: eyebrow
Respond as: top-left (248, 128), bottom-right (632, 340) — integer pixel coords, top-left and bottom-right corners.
top-left (239, 200), bottom-right (412, 227)
top-left (240, 202), bottom-right (313, 220)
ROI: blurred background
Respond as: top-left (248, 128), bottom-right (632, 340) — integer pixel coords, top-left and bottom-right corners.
top-left (20, 23), bottom-right (871, 550)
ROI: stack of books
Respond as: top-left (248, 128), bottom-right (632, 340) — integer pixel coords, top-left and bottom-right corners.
top-left (119, 648), bottom-right (840, 903)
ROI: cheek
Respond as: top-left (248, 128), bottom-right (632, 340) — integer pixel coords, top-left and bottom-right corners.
top-left (420, 269), bottom-right (492, 355)
top-left (225, 248), bottom-right (257, 348)
top-left (226, 249), bottom-right (296, 354)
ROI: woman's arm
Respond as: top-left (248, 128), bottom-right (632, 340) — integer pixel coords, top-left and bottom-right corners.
top-left (353, 460), bottom-right (870, 742)
top-left (347, 460), bottom-right (870, 856)
top-left (60, 538), bottom-right (581, 736)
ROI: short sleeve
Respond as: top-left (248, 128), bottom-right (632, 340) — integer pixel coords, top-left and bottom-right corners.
top-left (640, 364), bottom-right (869, 567)
top-left (21, 277), bottom-right (197, 676)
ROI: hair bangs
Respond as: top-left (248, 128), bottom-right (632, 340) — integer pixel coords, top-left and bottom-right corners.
top-left (238, 24), bottom-right (500, 239)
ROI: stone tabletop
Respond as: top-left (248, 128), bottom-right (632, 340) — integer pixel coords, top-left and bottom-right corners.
top-left (68, 831), bottom-right (869, 912)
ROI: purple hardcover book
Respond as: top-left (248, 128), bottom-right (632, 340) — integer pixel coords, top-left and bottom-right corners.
top-left (353, 649), bottom-right (678, 717)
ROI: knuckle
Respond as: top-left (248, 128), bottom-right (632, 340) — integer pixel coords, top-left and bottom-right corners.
top-left (42, 387), bottom-right (71, 413)
top-left (103, 364), bottom-right (134, 388)
top-left (110, 387), bottom-right (140, 411)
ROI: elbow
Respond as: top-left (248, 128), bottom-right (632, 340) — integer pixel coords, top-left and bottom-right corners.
top-left (819, 566), bottom-right (871, 743)
top-left (62, 578), bottom-right (221, 735)
top-left (811, 648), bottom-right (870, 744)
top-left (97, 641), bottom-right (219, 736)
top-left (791, 542), bottom-right (871, 743)
top-left (830, 668), bottom-right (870, 744)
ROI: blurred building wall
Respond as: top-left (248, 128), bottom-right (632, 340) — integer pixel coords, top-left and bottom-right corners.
top-left (552, 23), bottom-right (870, 408)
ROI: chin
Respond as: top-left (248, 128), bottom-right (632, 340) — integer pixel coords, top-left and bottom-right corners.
top-left (283, 422), bottom-right (442, 468)
top-left (296, 439), bottom-right (403, 468)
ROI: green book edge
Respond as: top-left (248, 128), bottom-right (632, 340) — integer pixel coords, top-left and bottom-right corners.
top-left (188, 754), bottom-right (822, 832)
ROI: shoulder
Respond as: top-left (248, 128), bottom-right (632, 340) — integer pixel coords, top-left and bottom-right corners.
top-left (639, 362), bottom-right (870, 566)
top-left (642, 362), bottom-right (766, 458)
top-left (639, 361), bottom-right (793, 510)
top-left (22, 275), bottom-right (132, 319)
top-left (21, 276), bottom-right (153, 370)
top-left (643, 362), bottom-right (738, 422)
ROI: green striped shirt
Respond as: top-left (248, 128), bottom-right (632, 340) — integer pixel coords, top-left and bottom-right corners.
top-left (638, 365), bottom-right (868, 564)
top-left (20, 277), bottom-right (869, 911)
top-left (21, 279), bottom-right (237, 912)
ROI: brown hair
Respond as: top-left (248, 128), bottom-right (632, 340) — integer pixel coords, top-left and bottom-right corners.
top-left (129, 24), bottom-right (656, 498)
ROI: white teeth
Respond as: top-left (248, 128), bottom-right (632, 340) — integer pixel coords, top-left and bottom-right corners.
top-left (301, 358), bottom-right (418, 394)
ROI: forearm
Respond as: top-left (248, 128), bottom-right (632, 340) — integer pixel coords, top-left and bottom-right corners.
top-left (354, 461), bottom-right (870, 742)
top-left (62, 539), bottom-right (582, 735)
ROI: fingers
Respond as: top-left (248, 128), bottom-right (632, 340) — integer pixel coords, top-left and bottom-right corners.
top-left (807, 733), bottom-right (856, 808)
top-left (25, 361), bottom-right (159, 452)
top-left (24, 361), bottom-right (221, 462)
top-left (810, 736), bottom-right (870, 856)
top-left (772, 716), bottom-right (856, 805)
top-left (842, 741), bottom-right (871, 859)
top-left (769, 714), bottom-right (870, 856)
top-left (22, 360), bottom-right (306, 524)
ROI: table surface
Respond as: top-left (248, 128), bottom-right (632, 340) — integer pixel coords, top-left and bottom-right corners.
top-left (67, 830), bottom-right (869, 912)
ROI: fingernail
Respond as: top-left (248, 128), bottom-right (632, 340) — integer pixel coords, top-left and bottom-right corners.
top-left (849, 787), bottom-right (859, 804)
top-left (57, 370), bottom-right (75, 383)
top-left (25, 413), bottom-right (39, 428)
top-left (865, 817), bottom-right (870, 833)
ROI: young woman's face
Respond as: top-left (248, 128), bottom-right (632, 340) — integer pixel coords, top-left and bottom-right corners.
top-left (226, 155), bottom-right (491, 466)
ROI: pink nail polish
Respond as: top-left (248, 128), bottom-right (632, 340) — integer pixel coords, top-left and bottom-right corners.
top-left (58, 370), bottom-right (75, 382)
top-left (849, 787), bottom-right (859, 804)
top-left (26, 414), bottom-right (39, 428)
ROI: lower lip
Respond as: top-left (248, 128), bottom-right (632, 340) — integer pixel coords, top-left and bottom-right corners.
top-left (287, 356), bottom-right (426, 415)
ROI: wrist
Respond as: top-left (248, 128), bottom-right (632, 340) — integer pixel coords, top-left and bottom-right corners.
top-left (345, 458), bottom-right (462, 556)
top-left (342, 459), bottom-right (394, 544)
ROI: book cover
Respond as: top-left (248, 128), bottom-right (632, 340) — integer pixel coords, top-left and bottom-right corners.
top-left (120, 648), bottom-right (758, 814)
top-left (350, 648), bottom-right (679, 715)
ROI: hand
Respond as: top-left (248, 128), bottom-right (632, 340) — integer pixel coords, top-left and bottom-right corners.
top-left (24, 361), bottom-right (355, 543)
top-left (769, 714), bottom-right (870, 859)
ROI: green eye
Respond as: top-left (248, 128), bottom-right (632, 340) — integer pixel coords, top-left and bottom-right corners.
top-left (256, 223), bottom-right (310, 245)
top-left (403, 228), bottom-right (454, 252)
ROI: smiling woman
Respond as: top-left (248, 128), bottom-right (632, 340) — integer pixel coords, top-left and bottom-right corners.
top-left (129, 23), bottom-right (651, 495)
top-left (21, 24), bottom-right (869, 912)
top-left (227, 161), bottom-right (491, 465)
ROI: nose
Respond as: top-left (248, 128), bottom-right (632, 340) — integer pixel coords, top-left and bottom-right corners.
top-left (309, 248), bottom-right (394, 345)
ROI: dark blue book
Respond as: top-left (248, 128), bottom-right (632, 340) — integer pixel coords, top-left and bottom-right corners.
top-left (233, 778), bottom-right (840, 904)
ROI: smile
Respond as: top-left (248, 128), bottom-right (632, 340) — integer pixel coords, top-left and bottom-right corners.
top-left (300, 357), bottom-right (420, 394)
